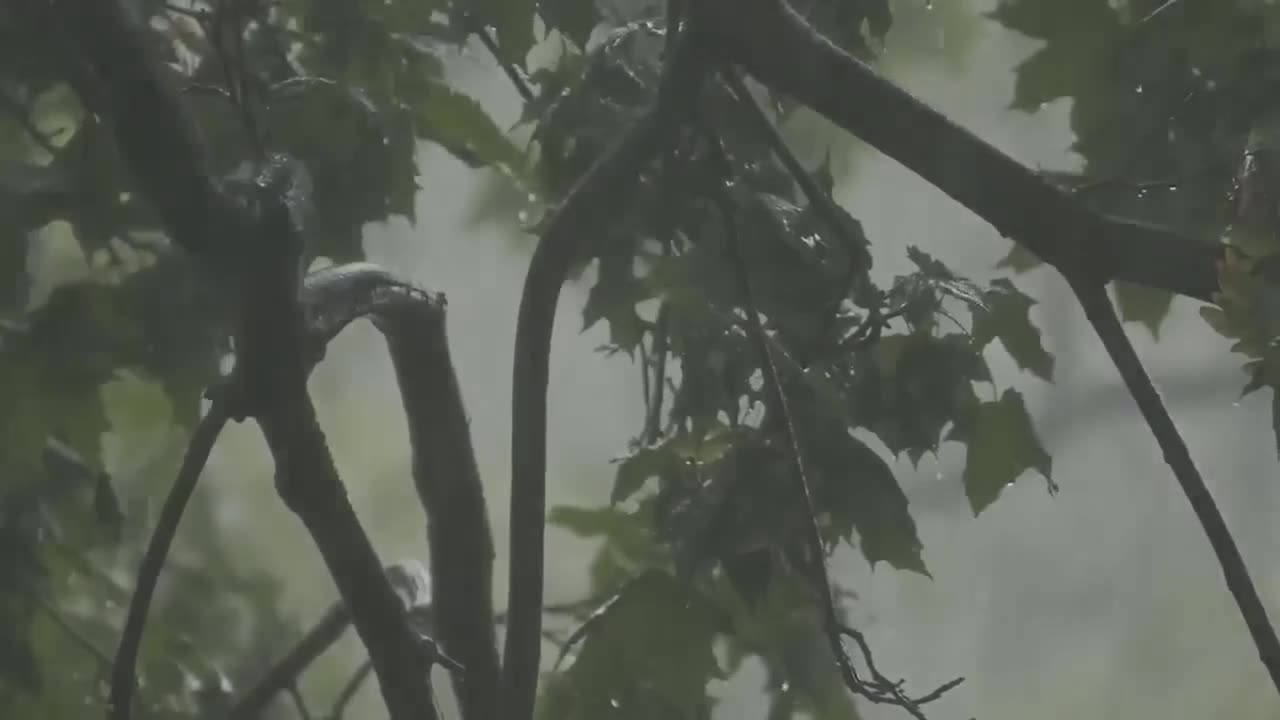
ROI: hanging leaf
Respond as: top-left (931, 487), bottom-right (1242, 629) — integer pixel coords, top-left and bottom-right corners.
top-left (971, 278), bottom-right (1055, 381)
top-left (1113, 280), bottom-right (1175, 339)
top-left (538, 0), bottom-right (601, 47)
top-left (948, 389), bottom-right (1054, 515)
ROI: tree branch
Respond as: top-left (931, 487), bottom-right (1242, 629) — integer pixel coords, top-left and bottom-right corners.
top-left (227, 601), bottom-right (351, 719)
top-left (302, 263), bottom-right (501, 720)
top-left (1070, 276), bottom-right (1280, 695)
top-left (38, 4), bottom-right (442, 718)
top-left (109, 401), bottom-right (229, 720)
top-left (504, 31), bottom-right (709, 719)
top-left (688, 0), bottom-right (1221, 302)
top-left (687, 0), bottom-right (1280, 698)
top-left (704, 128), bottom-right (958, 718)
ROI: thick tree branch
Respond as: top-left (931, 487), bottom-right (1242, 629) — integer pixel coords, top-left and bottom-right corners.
top-left (302, 264), bottom-right (501, 720)
top-left (688, 0), bottom-right (1221, 302)
top-left (225, 163), bottom-right (439, 720)
top-left (505, 30), bottom-right (708, 720)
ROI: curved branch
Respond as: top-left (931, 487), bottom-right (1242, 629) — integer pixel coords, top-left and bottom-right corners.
top-left (688, 0), bottom-right (1221, 302)
top-left (109, 401), bottom-right (230, 720)
top-left (227, 601), bottom-right (350, 719)
top-left (302, 263), bottom-right (501, 720)
top-left (504, 33), bottom-right (708, 720)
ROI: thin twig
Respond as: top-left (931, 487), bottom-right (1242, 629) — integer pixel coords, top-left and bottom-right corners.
top-left (643, 304), bottom-right (670, 443)
top-left (286, 684), bottom-right (312, 720)
top-left (551, 572), bottom-right (653, 670)
top-left (36, 597), bottom-right (114, 671)
top-left (161, 1), bottom-right (208, 20)
top-left (701, 125), bottom-right (956, 718)
top-left (227, 601), bottom-right (351, 719)
top-left (721, 67), bottom-right (869, 357)
top-left (1139, 0), bottom-right (1185, 24)
top-left (108, 399), bottom-right (230, 720)
top-left (329, 661), bottom-right (373, 720)
top-left (1071, 276), bottom-right (1280, 695)
top-left (639, 332), bottom-right (652, 423)
top-left (721, 68), bottom-right (860, 261)
top-left (472, 22), bottom-right (534, 103)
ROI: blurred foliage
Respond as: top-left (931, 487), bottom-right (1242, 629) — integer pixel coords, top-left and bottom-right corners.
top-left (3, 0), bottom-right (1267, 718)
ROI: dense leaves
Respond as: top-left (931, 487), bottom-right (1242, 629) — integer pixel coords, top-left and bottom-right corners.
top-left (989, 0), bottom-right (1280, 454)
top-left (16, 0), bottom-right (1246, 717)
top-left (536, 571), bottom-right (723, 720)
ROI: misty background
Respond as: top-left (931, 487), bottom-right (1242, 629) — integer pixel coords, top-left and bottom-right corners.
top-left (83, 1), bottom-right (1278, 717)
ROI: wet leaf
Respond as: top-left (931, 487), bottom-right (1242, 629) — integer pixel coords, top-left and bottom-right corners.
top-left (971, 278), bottom-right (1054, 381)
top-left (948, 389), bottom-right (1053, 515)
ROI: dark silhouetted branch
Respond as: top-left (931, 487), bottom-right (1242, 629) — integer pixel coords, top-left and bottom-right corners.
top-left (688, 0), bottom-right (1221, 302)
top-left (302, 263), bottom-right (501, 720)
top-left (505, 30), bottom-right (709, 720)
top-left (1071, 275), bottom-right (1280, 696)
top-left (109, 401), bottom-right (230, 720)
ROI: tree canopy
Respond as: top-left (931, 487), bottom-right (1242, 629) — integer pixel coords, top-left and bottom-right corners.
top-left (3, 0), bottom-right (1280, 719)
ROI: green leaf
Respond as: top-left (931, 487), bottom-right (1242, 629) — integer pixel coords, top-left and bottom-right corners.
top-left (0, 288), bottom-right (119, 474)
top-left (535, 571), bottom-right (722, 720)
top-left (948, 389), bottom-right (1053, 515)
top-left (413, 79), bottom-right (526, 174)
top-left (801, 0), bottom-right (893, 59)
top-left (611, 426), bottom-right (736, 504)
top-left (264, 80), bottom-right (417, 262)
top-left (582, 229), bottom-right (653, 356)
top-left (549, 505), bottom-right (666, 574)
top-left (850, 333), bottom-right (990, 463)
top-left (1113, 281), bottom-right (1174, 339)
top-left (810, 429), bottom-right (927, 575)
top-left (612, 445), bottom-right (672, 505)
top-left (92, 471), bottom-right (124, 543)
top-left (971, 278), bottom-right (1054, 381)
top-left (462, 0), bottom-right (537, 67)
top-left (995, 243), bottom-right (1042, 273)
top-left (988, 0), bottom-right (1122, 111)
top-left (538, 0), bottom-right (601, 47)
